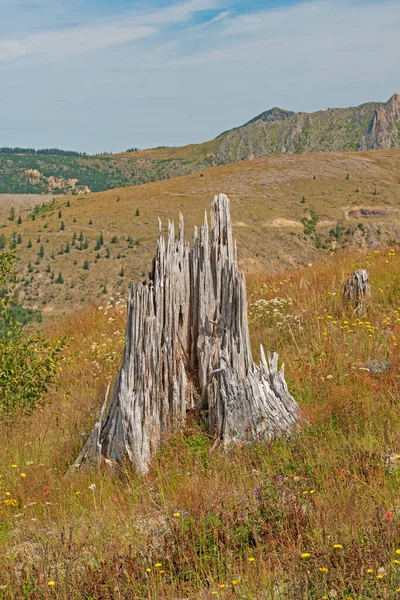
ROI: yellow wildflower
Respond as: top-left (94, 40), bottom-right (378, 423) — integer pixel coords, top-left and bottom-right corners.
top-left (173, 512), bottom-right (181, 517)
top-left (366, 568), bottom-right (374, 573)
top-left (48, 581), bottom-right (55, 586)
top-left (219, 584), bottom-right (225, 589)
top-left (395, 549), bottom-right (400, 555)
top-left (248, 557), bottom-right (255, 562)
top-left (319, 567), bottom-right (328, 573)
top-left (232, 579), bottom-right (240, 585)
top-left (20, 473), bottom-right (26, 478)
top-left (155, 563), bottom-right (162, 568)
top-left (301, 552), bottom-right (311, 559)
top-left (376, 574), bottom-right (384, 579)
top-left (146, 568), bottom-right (151, 573)
top-left (333, 544), bottom-right (343, 549)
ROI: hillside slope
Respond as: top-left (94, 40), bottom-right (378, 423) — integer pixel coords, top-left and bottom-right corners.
top-left (2, 148), bottom-right (400, 318)
top-left (1, 95), bottom-right (399, 195)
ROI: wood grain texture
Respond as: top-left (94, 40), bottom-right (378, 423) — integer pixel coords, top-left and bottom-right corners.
top-left (73, 194), bottom-right (302, 474)
top-left (343, 269), bottom-right (371, 316)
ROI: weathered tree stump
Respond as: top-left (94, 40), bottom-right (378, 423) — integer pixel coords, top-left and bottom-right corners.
top-left (343, 269), bottom-right (371, 315)
top-left (73, 194), bottom-right (302, 474)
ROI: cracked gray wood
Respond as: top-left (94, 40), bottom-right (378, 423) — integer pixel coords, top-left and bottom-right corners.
top-left (73, 194), bottom-right (302, 474)
top-left (343, 269), bottom-right (371, 315)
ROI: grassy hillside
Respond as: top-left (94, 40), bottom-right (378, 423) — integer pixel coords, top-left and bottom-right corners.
top-left (1, 148), bottom-right (400, 318)
top-left (1, 246), bottom-right (400, 598)
top-left (1, 95), bottom-right (399, 196)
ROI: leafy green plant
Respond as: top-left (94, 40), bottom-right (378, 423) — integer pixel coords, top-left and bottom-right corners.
top-left (0, 251), bottom-right (67, 418)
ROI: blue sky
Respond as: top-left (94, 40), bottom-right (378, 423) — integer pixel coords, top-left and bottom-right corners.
top-left (0, 0), bottom-right (399, 153)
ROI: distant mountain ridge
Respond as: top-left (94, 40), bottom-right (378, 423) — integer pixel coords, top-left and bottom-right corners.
top-left (215, 94), bottom-right (400, 163)
top-left (0, 94), bottom-right (399, 195)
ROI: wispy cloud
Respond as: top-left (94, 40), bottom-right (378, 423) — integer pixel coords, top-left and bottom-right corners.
top-left (0, 0), bottom-right (222, 63)
top-left (0, 24), bottom-right (155, 63)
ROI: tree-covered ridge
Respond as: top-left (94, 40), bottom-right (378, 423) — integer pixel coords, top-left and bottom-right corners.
top-left (0, 152), bottom-right (210, 194)
top-left (0, 147), bottom-right (88, 157)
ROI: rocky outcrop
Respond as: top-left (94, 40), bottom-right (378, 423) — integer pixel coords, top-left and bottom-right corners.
top-left (23, 168), bottom-right (91, 194)
top-left (360, 94), bottom-right (400, 150)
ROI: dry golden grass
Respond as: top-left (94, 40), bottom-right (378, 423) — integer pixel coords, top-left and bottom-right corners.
top-left (2, 148), bottom-right (400, 319)
top-left (1, 246), bottom-right (400, 598)
top-left (110, 137), bottom-right (220, 161)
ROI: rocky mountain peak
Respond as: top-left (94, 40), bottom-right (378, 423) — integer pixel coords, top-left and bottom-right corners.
top-left (358, 94), bottom-right (400, 151)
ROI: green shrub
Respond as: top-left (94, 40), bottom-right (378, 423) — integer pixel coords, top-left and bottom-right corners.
top-left (0, 251), bottom-right (67, 418)
top-left (301, 210), bottom-right (318, 235)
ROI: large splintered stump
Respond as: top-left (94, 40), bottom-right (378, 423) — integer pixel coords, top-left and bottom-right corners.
top-left (73, 194), bottom-right (303, 474)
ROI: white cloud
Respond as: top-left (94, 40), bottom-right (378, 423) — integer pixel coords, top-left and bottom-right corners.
top-left (0, 0), bottom-right (399, 152)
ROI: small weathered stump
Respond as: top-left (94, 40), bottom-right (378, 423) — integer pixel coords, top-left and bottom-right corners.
top-left (73, 194), bottom-right (303, 475)
top-left (343, 269), bottom-right (371, 315)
